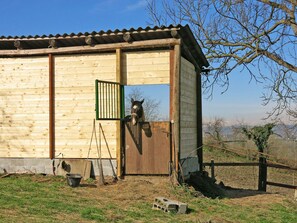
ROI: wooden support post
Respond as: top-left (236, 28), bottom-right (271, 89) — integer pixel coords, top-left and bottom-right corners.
top-left (170, 49), bottom-right (175, 171)
top-left (258, 156), bottom-right (267, 191)
top-left (174, 44), bottom-right (181, 174)
top-left (116, 48), bottom-right (123, 178)
top-left (49, 54), bottom-right (55, 159)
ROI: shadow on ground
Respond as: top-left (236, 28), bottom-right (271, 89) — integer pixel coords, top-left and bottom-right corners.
top-left (187, 171), bottom-right (266, 199)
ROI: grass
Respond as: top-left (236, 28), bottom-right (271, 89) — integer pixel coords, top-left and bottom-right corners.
top-left (0, 173), bottom-right (296, 223)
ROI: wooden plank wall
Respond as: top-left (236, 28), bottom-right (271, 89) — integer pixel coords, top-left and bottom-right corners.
top-left (180, 57), bottom-right (197, 159)
top-left (123, 51), bottom-right (170, 85)
top-left (0, 57), bottom-right (49, 157)
top-left (0, 50), bottom-right (171, 159)
top-left (54, 53), bottom-right (118, 158)
top-left (54, 50), bottom-right (170, 158)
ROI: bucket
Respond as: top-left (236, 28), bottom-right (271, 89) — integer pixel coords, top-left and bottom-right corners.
top-left (66, 173), bottom-right (82, 187)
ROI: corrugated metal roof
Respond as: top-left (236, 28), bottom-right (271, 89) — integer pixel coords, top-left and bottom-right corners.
top-left (0, 25), bottom-right (209, 68)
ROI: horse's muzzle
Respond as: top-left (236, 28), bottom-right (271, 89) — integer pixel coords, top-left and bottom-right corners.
top-left (131, 113), bottom-right (138, 126)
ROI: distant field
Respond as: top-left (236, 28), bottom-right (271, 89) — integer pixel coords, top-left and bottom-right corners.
top-left (203, 127), bottom-right (297, 167)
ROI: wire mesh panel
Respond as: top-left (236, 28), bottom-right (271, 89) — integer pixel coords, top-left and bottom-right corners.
top-left (95, 80), bottom-right (123, 120)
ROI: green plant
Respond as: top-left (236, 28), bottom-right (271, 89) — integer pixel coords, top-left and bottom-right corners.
top-left (242, 123), bottom-right (275, 153)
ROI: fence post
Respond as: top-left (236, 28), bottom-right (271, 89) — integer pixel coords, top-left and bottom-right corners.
top-left (210, 159), bottom-right (215, 180)
top-left (258, 156), bottom-right (267, 191)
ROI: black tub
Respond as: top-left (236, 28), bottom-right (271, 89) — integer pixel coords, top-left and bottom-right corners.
top-left (66, 174), bottom-right (82, 187)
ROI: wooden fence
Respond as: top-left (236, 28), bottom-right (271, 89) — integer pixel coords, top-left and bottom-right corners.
top-left (203, 160), bottom-right (297, 191)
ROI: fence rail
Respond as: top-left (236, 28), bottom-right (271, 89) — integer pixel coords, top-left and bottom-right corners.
top-left (266, 163), bottom-right (297, 171)
top-left (203, 162), bottom-right (258, 167)
top-left (267, 181), bottom-right (297, 189)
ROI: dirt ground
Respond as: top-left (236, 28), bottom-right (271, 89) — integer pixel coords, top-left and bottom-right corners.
top-left (79, 175), bottom-right (177, 203)
top-left (66, 146), bottom-right (297, 208)
top-left (85, 175), bottom-right (295, 223)
top-left (74, 174), bottom-right (293, 210)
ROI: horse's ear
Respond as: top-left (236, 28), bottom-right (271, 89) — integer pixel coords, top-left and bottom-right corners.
top-left (131, 98), bottom-right (134, 103)
top-left (140, 99), bottom-right (144, 104)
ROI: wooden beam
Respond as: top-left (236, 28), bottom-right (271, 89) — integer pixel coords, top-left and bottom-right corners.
top-left (49, 53), bottom-right (55, 159)
top-left (0, 38), bottom-right (181, 56)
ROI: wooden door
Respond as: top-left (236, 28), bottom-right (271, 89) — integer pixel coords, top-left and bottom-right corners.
top-left (125, 121), bottom-right (171, 175)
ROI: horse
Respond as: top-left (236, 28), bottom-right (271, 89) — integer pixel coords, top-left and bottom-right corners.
top-left (130, 98), bottom-right (145, 126)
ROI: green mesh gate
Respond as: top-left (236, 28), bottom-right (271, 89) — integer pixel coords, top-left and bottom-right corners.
top-left (95, 80), bottom-right (124, 120)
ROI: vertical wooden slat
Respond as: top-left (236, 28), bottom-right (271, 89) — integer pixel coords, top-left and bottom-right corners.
top-left (104, 82), bottom-right (106, 118)
top-left (107, 83), bottom-right (110, 118)
top-left (95, 80), bottom-right (99, 120)
top-left (111, 84), bottom-right (113, 117)
top-left (49, 53), bottom-right (55, 159)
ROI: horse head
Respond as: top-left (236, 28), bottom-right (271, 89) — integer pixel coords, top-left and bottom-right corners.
top-left (131, 98), bottom-right (144, 126)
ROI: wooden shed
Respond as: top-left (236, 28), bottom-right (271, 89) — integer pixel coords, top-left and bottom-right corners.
top-left (0, 25), bottom-right (209, 179)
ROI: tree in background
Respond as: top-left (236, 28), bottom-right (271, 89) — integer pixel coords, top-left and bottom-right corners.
top-left (242, 123), bottom-right (275, 191)
top-left (242, 123), bottom-right (275, 154)
top-left (125, 87), bottom-right (162, 121)
top-left (276, 120), bottom-right (297, 141)
top-left (147, 0), bottom-right (297, 119)
top-left (204, 117), bottom-right (226, 148)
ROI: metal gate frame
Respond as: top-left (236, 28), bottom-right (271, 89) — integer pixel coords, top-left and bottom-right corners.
top-left (95, 79), bottom-right (124, 120)
top-left (95, 79), bottom-right (126, 177)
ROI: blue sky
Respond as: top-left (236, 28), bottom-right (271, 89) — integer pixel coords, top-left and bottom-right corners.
top-left (0, 0), bottom-right (278, 125)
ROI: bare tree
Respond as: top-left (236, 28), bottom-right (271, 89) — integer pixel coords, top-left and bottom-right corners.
top-left (125, 87), bottom-right (162, 121)
top-left (204, 117), bottom-right (226, 147)
top-left (147, 0), bottom-right (297, 119)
